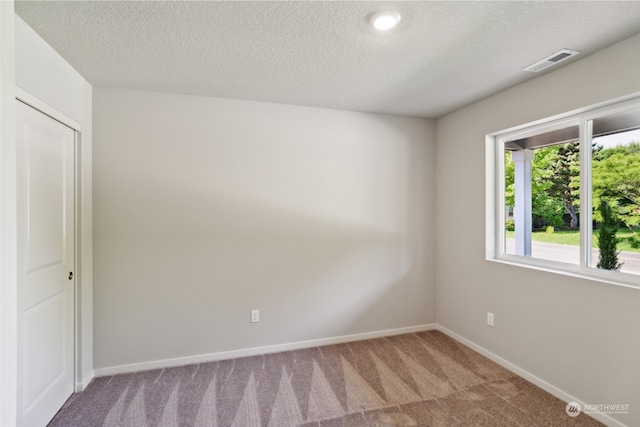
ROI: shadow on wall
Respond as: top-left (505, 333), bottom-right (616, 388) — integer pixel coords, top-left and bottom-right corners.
top-left (94, 105), bottom-right (432, 368)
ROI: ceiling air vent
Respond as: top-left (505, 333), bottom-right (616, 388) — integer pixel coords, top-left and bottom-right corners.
top-left (523, 49), bottom-right (581, 73)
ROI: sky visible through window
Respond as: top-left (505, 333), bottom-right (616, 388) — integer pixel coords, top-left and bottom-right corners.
top-left (593, 128), bottom-right (640, 148)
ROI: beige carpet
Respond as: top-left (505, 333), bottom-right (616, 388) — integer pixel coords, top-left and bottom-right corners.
top-left (49, 331), bottom-right (602, 426)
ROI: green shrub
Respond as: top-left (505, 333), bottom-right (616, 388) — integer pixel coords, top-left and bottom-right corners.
top-left (597, 200), bottom-right (621, 271)
top-left (629, 236), bottom-right (640, 249)
top-left (505, 219), bottom-right (515, 232)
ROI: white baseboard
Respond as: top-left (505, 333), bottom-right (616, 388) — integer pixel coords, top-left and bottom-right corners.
top-left (436, 325), bottom-right (627, 427)
top-left (94, 323), bottom-right (437, 377)
top-left (90, 322), bottom-right (628, 427)
top-left (76, 370), bottom-right (94, 392)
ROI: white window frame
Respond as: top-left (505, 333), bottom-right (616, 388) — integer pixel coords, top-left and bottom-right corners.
top-left (486, 93), bottom-right (640, 290)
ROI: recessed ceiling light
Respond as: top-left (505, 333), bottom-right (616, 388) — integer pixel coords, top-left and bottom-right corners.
top-left (370, 11), bottom-right (401, 31)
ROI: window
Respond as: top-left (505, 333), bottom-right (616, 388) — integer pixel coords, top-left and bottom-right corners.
top-left (487, 95), bottom-right (640, 288)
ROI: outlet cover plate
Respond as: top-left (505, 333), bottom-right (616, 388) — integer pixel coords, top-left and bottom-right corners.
top-left (487, 312), bottom-right (494, 327)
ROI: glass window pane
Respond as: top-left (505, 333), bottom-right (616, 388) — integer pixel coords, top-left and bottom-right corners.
top-left (504, 126), bottom-right (580, 264)
top-left (590, 107), bottom-right (640, 274)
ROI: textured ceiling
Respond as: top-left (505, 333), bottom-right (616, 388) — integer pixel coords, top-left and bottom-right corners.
top-left (15, 1), bottom-right (640, 118)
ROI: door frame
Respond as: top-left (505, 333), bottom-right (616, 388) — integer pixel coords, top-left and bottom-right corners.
top-left (15, 87), bottom-right (83, 393)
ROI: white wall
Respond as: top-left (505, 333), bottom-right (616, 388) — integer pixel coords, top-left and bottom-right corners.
top-left (0, 3), bottom-right (17, 426)
top-left (15, 16), bottom-right (94, 389)
top-left (93, 87), bottom-right (436, 370)
top-left (436, 33), bottom-right (640, 426)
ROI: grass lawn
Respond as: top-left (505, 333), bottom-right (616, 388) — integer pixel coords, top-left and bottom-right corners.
top-left (506, 228), bottom-right (640, 252)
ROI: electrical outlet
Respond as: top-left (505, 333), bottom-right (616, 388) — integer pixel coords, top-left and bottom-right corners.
top-left (487, 312), bottom-right (494, 327)
top-left (251, 309), bottom-right (260, 323)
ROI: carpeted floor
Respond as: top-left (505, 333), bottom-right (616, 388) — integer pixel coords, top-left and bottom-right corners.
top-left (49, 330), bottom-right (602, 426)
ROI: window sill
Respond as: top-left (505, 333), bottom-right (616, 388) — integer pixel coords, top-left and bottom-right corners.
top-left (487, 255), bottom-right (640, 291)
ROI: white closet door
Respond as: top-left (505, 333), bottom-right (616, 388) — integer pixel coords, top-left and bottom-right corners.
top-left (16, 100), bottom-right (75, 427)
